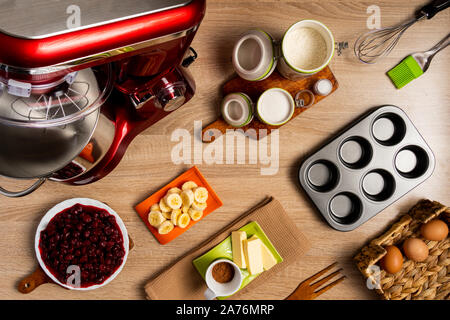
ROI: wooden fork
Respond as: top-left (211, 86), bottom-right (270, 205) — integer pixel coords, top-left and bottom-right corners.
top-left (285, 262), bottom-right (346, 300)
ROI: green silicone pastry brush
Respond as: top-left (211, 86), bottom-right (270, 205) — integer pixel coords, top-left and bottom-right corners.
top-left (387, 33), bottom-right (449, 89)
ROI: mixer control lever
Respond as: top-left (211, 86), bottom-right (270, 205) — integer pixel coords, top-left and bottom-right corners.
top-left (130, 92), bottom-right (155, 110)
top-left (182, 47), bottom-right (198, 68)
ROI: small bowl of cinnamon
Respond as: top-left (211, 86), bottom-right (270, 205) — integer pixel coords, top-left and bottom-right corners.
top-left (204, 259), bottom-right (243, 300)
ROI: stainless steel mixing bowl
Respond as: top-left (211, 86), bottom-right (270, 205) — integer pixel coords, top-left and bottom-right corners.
top-left (0, 66), bottom-right (113, 197)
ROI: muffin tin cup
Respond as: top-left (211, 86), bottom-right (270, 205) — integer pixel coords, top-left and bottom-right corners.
top-left (361, 169), bottom-right (396, 202)
top-left (306, 160), bottom-right (340, 193)
top-left (395, 145), bottom-right (430, 179)
top-left (338, 136), bottom-right (373, 170)
top-left (371, 112), bottom-right (406, 146)
top-left (329, 192), bottom-right (362, 225)
top-left (298, 105), bottom-right (435, 231)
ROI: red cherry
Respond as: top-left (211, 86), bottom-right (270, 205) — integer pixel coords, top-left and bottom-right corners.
top-left (100, 212), bottom-right (109, 219)
top-left (82, 215), bottom-right (92, 223)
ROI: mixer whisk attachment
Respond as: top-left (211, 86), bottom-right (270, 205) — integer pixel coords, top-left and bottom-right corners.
top-left (11, 80), bottom-right (90, 121)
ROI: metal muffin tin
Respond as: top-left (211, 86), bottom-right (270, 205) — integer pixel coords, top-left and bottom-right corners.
top-left (298, 105), bottom-right (435, 231)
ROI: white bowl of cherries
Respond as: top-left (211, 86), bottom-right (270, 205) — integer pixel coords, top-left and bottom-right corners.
top-left (35, 198), bottom-right (129, 290)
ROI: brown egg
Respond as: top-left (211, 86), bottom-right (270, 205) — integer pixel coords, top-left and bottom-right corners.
top-left (421, 219), bottom-right (449, 241)
top-left (380, 245), bottom-right (403, 274)
top-left (403, 238), bottom-right (429, 262)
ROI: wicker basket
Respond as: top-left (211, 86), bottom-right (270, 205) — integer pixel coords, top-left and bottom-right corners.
top-left (354, 199), bottom-right (450, 300)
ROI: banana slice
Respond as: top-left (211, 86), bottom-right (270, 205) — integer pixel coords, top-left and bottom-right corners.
top-left (164, 193), bottom-right (182, 210)
top-left (180, 189), bottom-right (194, 207)
top-left (188, 208), bottom-right (203, 221)
top-left (161, 210), bottom-right (171, 220)
top-left (182, 181), bottom-right (198, 191)
top-left (193, 187), bottom-right (208, 203)
top-left (170, 209), bottom-right (182, 226)
top-left (167, 187), bottom-right (182, 194)
top-left (159, 198), bottom-right (171, 213)
top-left (182, 206), bottom-right (190, 214)
top-left (158, 221), bottom-right (174, 235)
top-left (148, 211), bottom-right (165, 228)
top-left (191, 201), bottom-right (207, 211)
top-left (177, 213), bottom-right (191, 229)
top-left (150, 204), bottom-right (160, 212)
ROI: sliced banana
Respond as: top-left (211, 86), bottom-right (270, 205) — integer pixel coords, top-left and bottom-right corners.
top-left (182, 206), bottom-right (190, 214)
top-left (188, 208), bottom-right (203, 221)
top-left (167, 187), bottom-right (182, 194)
top-left (182, 181), bottom-right (198, 191)
top-left (161, 210), bottom-right (172, 220)
top-left (159, 198), bottom-right (171, 213)
top-left (170, 209), bottom-right (182, 226)
top-left (180, 189), bottom-right (194, 207)
top-left (154, 181), bottom-right (209, 232)
top-left (177, 213), bottom-right (191, 229)
top-left (191, 201), bottom-right (207, 211)
top-left (193, 187), bottom-right (208, 203)
top-left (148, 211), bottom-right (165, 228)
top-left (164, 193), bottom-right (182, 210)
top-left (158, 221), bottom-right (174, 235)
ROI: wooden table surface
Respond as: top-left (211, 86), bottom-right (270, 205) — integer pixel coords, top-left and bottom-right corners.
top-left (0, 0), bottom-right (449, 300)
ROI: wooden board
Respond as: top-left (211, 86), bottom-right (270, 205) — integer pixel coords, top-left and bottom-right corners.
top-left (202, 67), bottom-right (338, 142)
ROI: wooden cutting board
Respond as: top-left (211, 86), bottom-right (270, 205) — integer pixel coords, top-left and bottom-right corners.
top-left (202, 67), bottom-right (338, 142)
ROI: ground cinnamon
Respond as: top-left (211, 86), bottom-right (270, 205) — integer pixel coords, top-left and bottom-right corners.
top-left (212, 262), bottom-right (235, 283)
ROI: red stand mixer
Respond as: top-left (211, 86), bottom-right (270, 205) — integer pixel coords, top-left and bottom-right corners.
top-left (0, 0), bottom-right (206, 197)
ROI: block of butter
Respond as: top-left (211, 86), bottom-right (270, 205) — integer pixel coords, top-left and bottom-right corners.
top-left (231, 231), bottom-right (247, 268)
top-left (260, 239), bottom-right (277, 271)
top-left (243, 235), bottom-right (264, 275)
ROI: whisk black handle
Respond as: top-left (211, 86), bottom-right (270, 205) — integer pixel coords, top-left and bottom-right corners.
top-left (419, 0), bottom-right (450, 19)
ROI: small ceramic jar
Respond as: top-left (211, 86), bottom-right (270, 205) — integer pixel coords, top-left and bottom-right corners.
top-left (232, 29), bottom-right (277, 81)
top-left (313, 79), bottom-right (333, 96)
top-left (277, 20), bottom-right (335, 80)
top-left (256, 88), bottom-right (295, 126)
top-left (221, 93), bottom-right (254, 127)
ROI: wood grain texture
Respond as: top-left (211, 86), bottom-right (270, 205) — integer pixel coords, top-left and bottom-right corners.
top-left (202, 67), bottom-right (338, 141)
top-left (0, 0), bottom-right (449, 300)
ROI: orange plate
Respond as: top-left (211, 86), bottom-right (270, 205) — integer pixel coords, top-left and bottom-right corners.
top-left (135, 166), bottom-right (223, 245)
